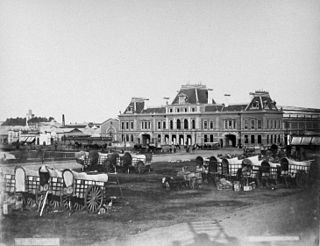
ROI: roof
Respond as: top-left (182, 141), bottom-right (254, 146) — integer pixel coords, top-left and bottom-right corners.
top-left (221, 104), bottom-right (247, 112)
top-left (205, 104), bottom-right (247, 112)
top-left (172, 85), bottom-right (209, 105)
top-left (281, 106), bottom-right (320, 113)
top-left (63, 124), bottom-right (87, 128)
top-left (141, 107), bottom-right (166, 114)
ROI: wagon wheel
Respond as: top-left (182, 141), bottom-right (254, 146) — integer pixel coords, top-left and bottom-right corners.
top-left (296, 172), bottom-right (307, 188)
top-left (62, 194), bottom-right (72, 210)
top-left (48, 198), bottom-right (61, 210)
top-left (85, 186), bottom-right (104, 213)
top-left (24, 195), bottom-right (37, 210)
top-left (73, 200), bottom-right (84, 211)
top-left (136, 161), bottom-right (145, 174)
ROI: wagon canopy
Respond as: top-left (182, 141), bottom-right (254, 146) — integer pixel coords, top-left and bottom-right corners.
top-left (280, 157), bottom-right (312, 171)
top-left (242, 155), bottom-right (262, 166)
top-left (222, 157), bottom-right (242, 165)
top-left (71, 170), bottom-right (108, 183)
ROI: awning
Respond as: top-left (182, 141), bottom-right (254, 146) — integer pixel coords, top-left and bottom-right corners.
top-left (290, 137), bottom-right (302, 145)
top-left (311, 136), bottom-right (320, 145)
top-left (26, 137), bottom-right (35, 143)
top-left (20, 136), bottom-right (28, 142)
top-left (291, 136), bottom-right (320, 146)
top-left (300, 137), bottom-right (312, 145)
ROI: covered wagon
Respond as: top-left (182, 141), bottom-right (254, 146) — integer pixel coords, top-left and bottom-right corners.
top-left (279, 157), bottom-right (312, 187)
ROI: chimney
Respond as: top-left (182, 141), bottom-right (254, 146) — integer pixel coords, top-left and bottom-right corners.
top-left (62, 114), bottom-right (65, 127)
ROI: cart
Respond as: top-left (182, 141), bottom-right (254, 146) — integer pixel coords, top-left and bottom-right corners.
top-left (177, 166), bottom-right (203, 189)
top-left (279, 157), bottom-right (312, 187)
top-left (61, 169), bottom-right (109, 213)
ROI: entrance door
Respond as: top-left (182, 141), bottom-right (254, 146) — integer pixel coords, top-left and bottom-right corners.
top-left (142, 134), bottom-right (151, 145)
top-left (225, 134), bottom-right (236, 147)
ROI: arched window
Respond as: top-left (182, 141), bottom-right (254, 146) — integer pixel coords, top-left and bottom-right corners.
top-left (177, 119), bottom-right (181, 129)
top-left (184, 119), bottom-right (188, 129)
top-left (192, 119), bottom-right (196, 129)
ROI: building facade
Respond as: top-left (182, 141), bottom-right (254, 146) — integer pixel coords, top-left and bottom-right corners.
top-left (282, 106), bottom-right (320, 145)
top-left (119, 84), bottom-right (284, 148)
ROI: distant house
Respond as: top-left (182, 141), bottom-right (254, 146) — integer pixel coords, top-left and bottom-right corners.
top-left (100, 118), bottom-right (119, 142)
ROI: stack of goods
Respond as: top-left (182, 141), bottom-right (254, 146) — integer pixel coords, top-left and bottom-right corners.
top-left (216, 178), bottom-right (233, 190)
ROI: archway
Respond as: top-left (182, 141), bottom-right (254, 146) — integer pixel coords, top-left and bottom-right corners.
top-left (225, 134), bottom-right (236, 147)
top-left (142, 134), bottom-right (151, 145)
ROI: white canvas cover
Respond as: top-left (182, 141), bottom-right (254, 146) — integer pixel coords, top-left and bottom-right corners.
top-left (15, 167), bottom-right (26, 192)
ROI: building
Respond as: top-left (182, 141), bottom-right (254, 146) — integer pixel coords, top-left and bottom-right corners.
top-left (281, 106), bottom-right (320, 144)
top-left (100, 118), bottom-right (120, 142)
top-left (118, 84), bottom-right (284, 148)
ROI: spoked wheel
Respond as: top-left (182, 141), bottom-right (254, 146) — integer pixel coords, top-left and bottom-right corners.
top-left (85, 186), bottom-right (104, 214)
top-left (48, 199), bottom-right (61, 210)
top-left (23, 195), bottom-right (37, 210)
top-left (73, 200), bottom-right (84, 211)
top-left (62, 195), bottom-right (72, 211)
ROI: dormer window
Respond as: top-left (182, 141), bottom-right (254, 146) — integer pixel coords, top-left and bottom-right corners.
top-left (178, 93), bottom-right (187, 104)
top-left (252, 101), bottom-right (259, 109)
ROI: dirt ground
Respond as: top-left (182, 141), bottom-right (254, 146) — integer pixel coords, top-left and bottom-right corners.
top-left (0, 150), bottom-right (319, 246)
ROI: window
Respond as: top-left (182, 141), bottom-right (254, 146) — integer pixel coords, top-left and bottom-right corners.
top-left (121, 122), bottom-right (124, 130)
top-left (192, 108), bottom-right (196, 112)
top-left (176, 108), bottom-right (180, 113)
top-left (210, 121), bottom-right (214, 129)
top-left (170, 120), bottom-right (173, 129)
top-left (158, 122), bottom-right (161, 129)
top-left (258, 135), bottom-right (262, 144)
top-left (270, 135), bottom-right (273, 143)
top-left (210, 134), bottom-right (214, 142)
top-left (244, 135), bottom-right (249, 144)
top-left (169, 108), bottom-right (173, 113)
top-left (251, 135), bottom-right (255, 144)
top-left (251, 120), bottom-right (255, 129)
top-left (192, 119), bottom-right (196, 129)
top-left (126, 122), bottom-right (129, 129)
top-left (163, 121), bottom-right (166, 129)
top-left (185, 108), bottom-right (188, 112)
top-left (131, 121), bottom-right (134, 129)
top-left (184, 119), bottom-right (188, 129)
top-left (130, 135), bottom-right (133, 142)
top-left (258, 120), bottom-right (262, 129)
top-left (204, 134), bottom-right (208, 143)
top-left (244, 120), bottom-right (248, 129)
top-left (141, 122), bottom-right (144, 129)
top-left (126, 135), bottom-right (129, 142)
top-left (203, 121), bottom-right (208, 129)
top-left (148, 122), bottom-right (151, 129)
top-left (177, 119), bottom-right (181, 129)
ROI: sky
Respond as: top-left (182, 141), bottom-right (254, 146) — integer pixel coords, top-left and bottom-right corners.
top-left (0, 0), bottom-right (319, 124)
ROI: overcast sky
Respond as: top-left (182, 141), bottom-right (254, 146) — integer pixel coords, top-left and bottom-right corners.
top-left (0, 0), bottom-right (319, 124)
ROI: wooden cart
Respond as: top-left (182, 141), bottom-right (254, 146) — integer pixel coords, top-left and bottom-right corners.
top-left (279, 157), bottom-right (312, 187)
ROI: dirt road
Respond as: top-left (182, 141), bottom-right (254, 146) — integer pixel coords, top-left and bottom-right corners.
top-left (0, 150), bottom-right (319, 246)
